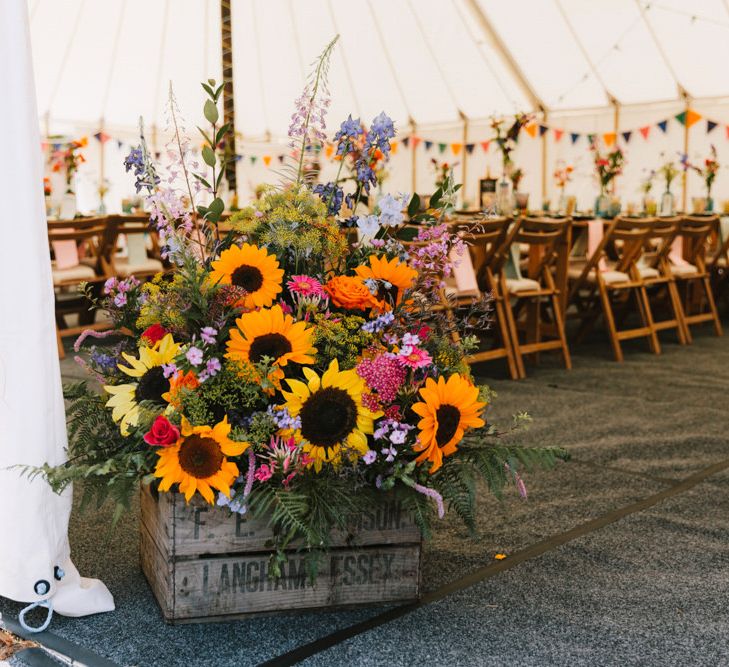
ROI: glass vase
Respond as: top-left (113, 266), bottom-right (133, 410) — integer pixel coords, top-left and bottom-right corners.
top-left (594, 189), bottom-right (610, 218)
top-left (497, 180), bottom-right (512, 216)
top-left (659, 191), bottom-right (674, 216)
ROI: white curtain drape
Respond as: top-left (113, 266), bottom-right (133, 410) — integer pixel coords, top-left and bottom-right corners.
top-left (0, 0), bottom-right (113, 618)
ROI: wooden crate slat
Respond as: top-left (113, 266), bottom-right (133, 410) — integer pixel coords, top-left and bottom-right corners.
top-left (167, 545), bottom-right (420, 620)
top-left (141, 484), bottom-right (421, 557)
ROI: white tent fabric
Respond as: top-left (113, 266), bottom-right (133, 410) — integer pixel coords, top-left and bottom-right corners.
top-left (27, 0), bottom-right (729, 211)
top-left (0, 0), bottom-right (114, 620)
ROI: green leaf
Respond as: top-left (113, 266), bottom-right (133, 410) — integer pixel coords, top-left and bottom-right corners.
top-left (407, 193), bottom-right (421, 218)
top-left (216, 169), bottom-right (226, 189)
top-left (197, 126), bottom-right (214, 148)
top-left (204, 99), bottom-right (219, 125)
top-left (197, 205), bottom-right (209, 217)
top-left (215, 123), bottom-right (231, 146)
top-left (202, 145), bottom-right (217, 167)
top-left (208, 197), bottom-right (225, 220)
top-left (192, 173), bottom-right (212, 189)
top-left (201, 82), bottom-right (215, 99)
top-left (430, 187), bottom-right (443, 208)
top-left (214, 83), bottom-right (225, 101)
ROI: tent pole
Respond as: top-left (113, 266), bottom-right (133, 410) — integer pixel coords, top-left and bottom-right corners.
top-left (681, 88), bottom-right (690, 212)
top-left (220, 0), bottom-right (237, 196)
top-left (612, 97), bottom-right (620, 194)
top-left (541, 106), bottom-right (548, 205)
top-left (409, 117), bottom-right (417, 197)
top-left (99, 117), bottom-right (105, 210)
top-left (460, 111), bottom-right (468, 208)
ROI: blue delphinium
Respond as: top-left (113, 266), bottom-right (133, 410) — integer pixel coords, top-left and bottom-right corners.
top-left (313, 182), bottom-right (344, 216)
top-left (365, 111), bottom-right (396, 158)
top-left (333, 114), bottom-right (363, 156)
top-left (123, 144), bottom-right (160, 193)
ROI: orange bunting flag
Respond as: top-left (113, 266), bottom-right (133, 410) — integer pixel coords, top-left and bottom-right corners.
top-left (524, 123), bottom-right (537, 138)
top-left (553, 128), bottom-right (564, 142)
top-left (685, 109), bottom-right (702, 129)
top-left (480, 140), bottom-right (490, 152)
top-left (603, 132), bottom-right (616, 147)
top-left (411, 136), bottom-right (422, 149)
top-left (639, 126), bottom-right (651, 140)
top-left (451, 142), bottom-right (463, 155)
top-left (390, 140), bottom-right (399, 154)
top-left (324, 144), bottom-right (334, 159)
top-left (262, 155), bottom-right (272, 167)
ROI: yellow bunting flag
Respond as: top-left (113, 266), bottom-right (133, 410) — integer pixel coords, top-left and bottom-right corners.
top-left (451, 142), bottom-right (463, 155)
top-left (390, 140), bottom-right (399, 154)
top-left (524, 123), bottom-right (537, 138)
top-left (603, 132), bottom-right (616, 147)
top-left (262, 155), bottom-right (272, 167)
top-left (324, 144), bottom-right (334, 159)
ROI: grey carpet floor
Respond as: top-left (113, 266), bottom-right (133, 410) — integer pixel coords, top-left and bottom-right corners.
top-left (4, 326), bottom-right (729, 666)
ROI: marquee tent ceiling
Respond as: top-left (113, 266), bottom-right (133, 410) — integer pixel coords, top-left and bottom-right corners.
top-left (28, 0), bottom-right (729, 139)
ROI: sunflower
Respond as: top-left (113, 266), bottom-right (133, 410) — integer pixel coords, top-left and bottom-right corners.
top-left (281, 359), bottom-right (382, 472)
top-left (354, 255), bottom-right (418, 310)
top-left (411, 374), bottom-right (486, 473)
top-left (226, 305), bottom-right (317, 384)
top-left (104, 334), bottom-right (180, 436)
top-left (209, 243), bottom-right (284, 310)
top-left (155, 417), bottom-right (248, 504)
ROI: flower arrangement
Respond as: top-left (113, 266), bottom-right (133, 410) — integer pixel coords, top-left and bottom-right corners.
top-left (591, 142), bottom-right (624, 195)
top-left (491, 113), bottom-right (531, 178)
top-left (553, 162), bottom-right (573, 191)
top-left (687, 145), bottom-right (720, 199)
top-left (30, 39), bottom-right (565, 579)
top-left (50, 136), bottom-right (87, 194)
top-left (659, 159), bottom-right (679, 193)
top-left (43, 176), bottom-right (52, 198)
top-left (639, 169), bottom-right (655, 196)
top-left (430, 158), bottom-right (457, 192)
top-left (510, 167), bottom-right (525, 192)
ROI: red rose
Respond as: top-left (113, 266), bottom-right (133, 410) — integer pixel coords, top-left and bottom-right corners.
top-left (143, 416), bottom-right (180, 447)
top-left (141, 323), bottom-right (167, 345)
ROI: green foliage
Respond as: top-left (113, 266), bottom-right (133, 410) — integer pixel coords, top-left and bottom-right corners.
top-left (312, 313), bottom-right (374, 370)
top-left (17, 382), bottom-right (156, 524)
top-left (180, 362), bottom-right (267, 426)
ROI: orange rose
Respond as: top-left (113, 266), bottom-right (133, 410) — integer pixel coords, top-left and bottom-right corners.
top-left (163, 370), bottom-right (199, 408)
top-left (324, 275), bottom-right (379, 311)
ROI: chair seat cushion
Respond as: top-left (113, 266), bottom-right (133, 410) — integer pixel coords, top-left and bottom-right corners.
top-left (505, 277), bottom-right (541, 293)
top-left (114, 257), bottom-right (164, 276)
top-left (52, 263), bottom-right (97, 285)
top-left (637, 266), bottom-right (660, 279)
top-left (568, 264), bottom-right (630, 284)
top-left (670, 262), bottom-right (698, 277)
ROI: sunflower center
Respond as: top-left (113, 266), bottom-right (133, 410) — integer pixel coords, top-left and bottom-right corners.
top-left (249, 333), bottom-right (293, 364)
top-left (135, 366), bottom-right (168, 405)
top-left (300, 387), bottom-right (358, 448)
top-left (178, 435), bottom-right (225, 479)
top-left (377, 281), bottom-right (399, 306)
top-left (435, 404), bottom-right (461, 447)
top-left (231, 264), bottom-right (263, 293)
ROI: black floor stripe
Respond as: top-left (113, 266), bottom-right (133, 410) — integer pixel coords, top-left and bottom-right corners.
top-left (260, 457), bottom-right (729, 667)
top-left (3, 616), bottom-right (120, 667)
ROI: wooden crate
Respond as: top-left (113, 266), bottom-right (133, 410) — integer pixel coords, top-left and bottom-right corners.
top-left (139, 484), bottom-right (422, 623)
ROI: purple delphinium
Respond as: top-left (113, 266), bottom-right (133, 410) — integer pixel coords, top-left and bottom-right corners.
top-left (312, 182), bottom-right (344, 216)
top-left (364, 112), bottom-right (396, 158)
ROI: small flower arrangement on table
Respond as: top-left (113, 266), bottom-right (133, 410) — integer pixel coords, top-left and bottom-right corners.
top-left (30, 38), bottom-right (566, 579)
top-left (591, 141), bottom-right (624, 216)
top-left (50, 136), bottom-right (87, 194)
top-left (430, 158), bottom-right (457, 192)
top-left (687, 145), bottom-right (720, 210)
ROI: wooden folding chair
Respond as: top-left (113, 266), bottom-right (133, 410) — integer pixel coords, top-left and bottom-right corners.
top-left (498, 216), bottom-right (572, 378)
top-left (637, 216), bottom-right (688, 345)
top-left (455, 216), bottom-right (521, 379)
top-left (102, 214), bottom-right (166, 279)
top-left (672, 215), bottom-right (722, 339)
top-left (49, 216), bottom-right (118, 358)
top-left (568, 217), bottom-right (660, 362)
